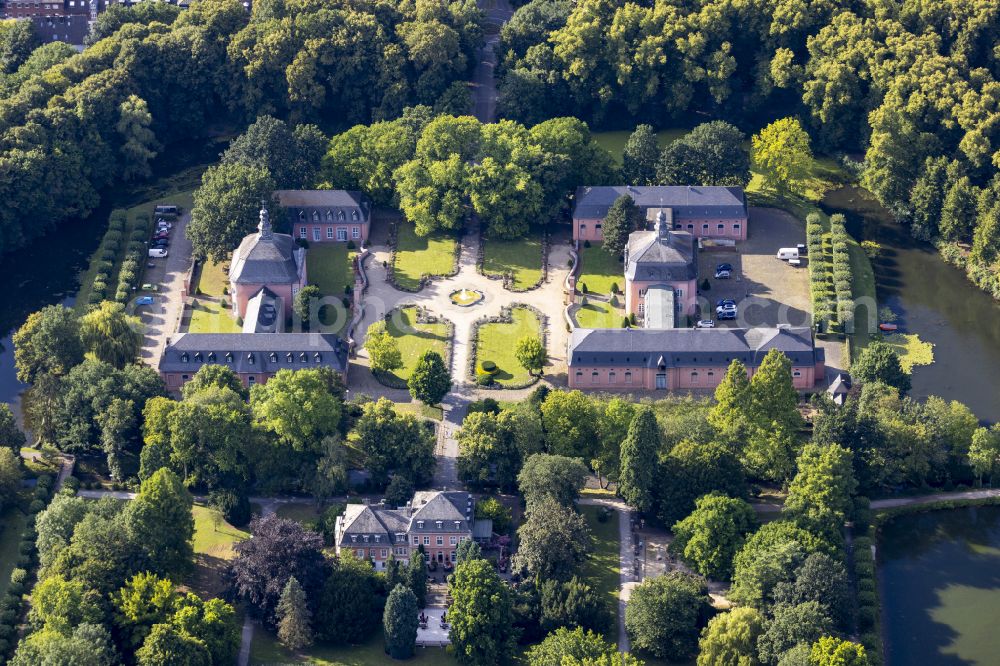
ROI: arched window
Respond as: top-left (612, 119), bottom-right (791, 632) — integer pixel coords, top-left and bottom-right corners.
top-left (312, 211), bottom-right (319, 221)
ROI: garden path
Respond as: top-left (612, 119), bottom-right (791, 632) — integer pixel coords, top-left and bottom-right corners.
top-left (578, 496), bottom-right (634, 653)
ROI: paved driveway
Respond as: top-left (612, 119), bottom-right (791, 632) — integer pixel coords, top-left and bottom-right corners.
top-left (136, 210), bottom-right (193, 370)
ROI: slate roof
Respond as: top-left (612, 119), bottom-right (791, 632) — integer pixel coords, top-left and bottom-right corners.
top-left (160, 333), bottom-right (348, 374)
top-left (338, 505), bottom-right (408, 546)
top-left (568, 326), bottom-right (823, 368)
top-left (276, 190), bottom-right (370, 221)
top-left (229, 232), bottom-right (302, 285)
top-left (574, 185), bottom-right (747, 220)
top-left (336, 491), bottom-right (475, 547)
top-left (625, 229), bottom-right (697, 282)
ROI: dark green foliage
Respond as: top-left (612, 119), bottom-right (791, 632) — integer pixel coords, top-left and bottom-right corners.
top-left (624, 571), bottom-right (709, 662)
top-left (852, 341), bottom-right (911, 393)
top-left (408, 350), bottom-right (451, 405)
top-left (208, 489), bottom-right (252, 527)
top-left (383, 584), bottom-right (418, 659)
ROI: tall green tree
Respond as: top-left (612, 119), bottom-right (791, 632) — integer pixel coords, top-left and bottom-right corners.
top-left (852, 341), bottom-right (910, 393)
top-left (13, 304), bottom-right (84, 383)
top-left (383, 584), bottom-right (418, 659)
top-left (365, 320), bottom-right (403, 374)
top-left (187, 163), bottom-right (277, 262)
top-left (671, 493), bottom-right (757, 580)
top-left (696, 606), bottom-right (766, 666)
top-left (0, 403), bottom-right (26, 452)
top-left (526, 627), bottom-right (640, 666)
top-left (457, 411), bottom-right (520, 490)
top-left (117, 95), bottom-right (159, 182)
top-left (515, 336), bottom-right (547, 376)
top-left (277, 576), bottom-right (313, 650)
top-left (79, 301), bottom-right (143, 368)
top-left (250, 367), bottom-right (343, 454)
top-left (600, 194), bottom-right (640, 257)
top-left (618, 408), bottom-right (660, 513)
top-left (625, 571), bottom-right (709, 662)
top-left (408, 350), bottom-right (451, 405)
top-left (756, 601), bottom-right (834, 665)
top-left (407, 550), bottom-right (428, 607)
top-left (752, 118), bottom-right (812, 189)
top-left (513, 496), bottom-right (591, 581)
top-left (938, 175), bottom-right (978, 241)
top-left (518, 453), bottom-right (589, 509)
top-left (354, 398), bottom-right (435, 487)
top-left (448, 558), bottom-right (518, 665)
top-left (539, 390), bottom-right (599, 460)
top-left (622, 124), bottom-right (659, 185)
top-left (657, 121), bottom-right (750, 187)
top-left (122, 467), bottom-right (194, 576)
top-left (784, 443), bottom-right (857, 542)
top-left (809, 636), bottom-right (868, 666)
top-left (0, 448), bottom-right (22, 511)
top-left (969, 425), bottom-right (1000, 485)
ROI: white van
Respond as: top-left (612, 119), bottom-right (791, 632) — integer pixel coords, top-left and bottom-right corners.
top-left (776, 247), bottom-right (799, 260)
top-left (148, 248), bottom-right (169, 258)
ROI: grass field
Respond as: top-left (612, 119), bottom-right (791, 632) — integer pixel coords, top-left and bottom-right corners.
top-left (276, 502), bottom-right (323, 526)
top-left (580, 504), bottom-right (620, 639)
top-left (474, 306), bottom-right (541, 387)
top-left (251, 628), bottom-right (457, 666)
top-left (0, 506), bottom-right (27, 596)
top-left (197, 259), bottom-right (229, 298)
top-left (393, 224), bottom-right (457, 290)
top-left (574, 299), bottom-right (624, 329)
top-left (593, 128), bottom-right (689, 165)
top-left (188, 299), bottom-right (241, 333)
top-left (481, 231), bottom-right (544, 290)
top-left (188, 503), bottom-right (250, 599)
top-left (380, 306), bottom-right (451, 382)
top-left (848, 238), bottom-right (877, 357)
top-left (309, 243), bottom-right (355, 296)
top-left (578, 245), bottom-right (625, 296)
top-left (394, 401), bottom-right (444, 421)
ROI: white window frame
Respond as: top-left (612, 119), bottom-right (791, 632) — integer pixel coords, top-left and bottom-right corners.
top-left (337, 228), bottom-right (347, 241)
top-left (352, 226), bottom-right (360, 239)
top-left (326, 227), bottom-right (333, 239)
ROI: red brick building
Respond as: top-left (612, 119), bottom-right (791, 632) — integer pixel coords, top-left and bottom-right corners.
top-left (573, 185), bottom-right (749, 244)
top-left (335, 491), bottom-right (480, 570)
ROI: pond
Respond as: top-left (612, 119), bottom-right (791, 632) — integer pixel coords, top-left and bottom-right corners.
top-left (879, 506), bottom-right (1000, 665)
top-left (821, 186), bottom-right (1000, 423)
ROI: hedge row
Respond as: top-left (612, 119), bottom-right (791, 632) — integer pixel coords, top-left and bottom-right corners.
top-left (0, 473), bottom-right (56, 661)
top-left (114, 212), bottom-right (153, 303)
top-left (88, 210), bottom-right (129, 305)
top-left (805, 212), bottom-right (836, 333)
top-left (830, 214), bottom-right (854, 332)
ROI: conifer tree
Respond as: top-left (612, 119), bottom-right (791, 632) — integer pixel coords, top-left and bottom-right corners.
top-left (277, 577), bottom-right (313, 651)
top-left (618, 408), bottom-right (660, 513)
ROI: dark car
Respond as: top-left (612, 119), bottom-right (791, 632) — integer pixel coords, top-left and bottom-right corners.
top-left (716, 263), bottom-right (733, 273)
top-left (153, 231), bottom-right (170, 240)
top-left (150, 239), bottom-right (169, 248)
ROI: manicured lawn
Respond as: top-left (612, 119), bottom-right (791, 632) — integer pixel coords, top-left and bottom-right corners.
top-left (848, 238), bottom-right (877, 359)
top-left (188, 298), bottom-right (241, 333)
top-left (250, 628), bottom-right (457, 665)
top-left (276, 502), bottom-right (323, 526)
top-left (309, 243), bottom-right (355, 296)
top-left (393, 224), bottom-right (457, 290)
top-left (0, 506), bottom-right (28, 596)
top-left (578, 245), bottom-right (625, 296)
top-left (196, 259), bottom-right (229, 298)
top-left (394, 401), bottom-right (444, 421)
top-left (481, 231), bottom-right (544, 290)
top-left (593, 128), bottom-right (689, 165)
top-left (580, 504), bottom-right (620, 639)
top-left (574, 299), bottom-right (624, 329)
top-left (380, 306), bottom-right (450, 382)
top-left (474, 306), bottom-right (541, 387)
top-left (189, 503), bottom-right (250, 599)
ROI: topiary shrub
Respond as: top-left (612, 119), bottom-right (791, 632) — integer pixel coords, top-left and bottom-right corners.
top-left (857, 606), bottom-right (876, 631)
top-left (583, 240), bottom-right (591, 248)
top-left (347, 240), bottom-right (356, 250)
top-left (579, 282), bottom-right (588, 293)
top-left (209, 489), bottom-right (252, 527)
top-left (610, 282), bottom-right (619, 294)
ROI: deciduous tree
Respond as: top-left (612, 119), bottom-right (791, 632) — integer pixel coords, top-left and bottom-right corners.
top-left (625, 571), bottom-right (709, 662)
top-left (622, 125), bottom-right (659, 185)
top-left (515, 336), bottom-right (547, 376)
top-left (696, 606), bottom-right (766, 666)
top-left (121, 467), bottom-right (194, 576)
top-left (13, 305), bottom-right (83, 382)
top-left (513, 496), bottom-right (590, 581)
top-left (448, 558), bottom-right (518, 665)
top-left (364, 320), bottom-right (403, 374)
top-left (752, 118), bottom-right (812, 189)
top-left (671, 493), bottom-right (757, 580)
top-left (408, 350), bottom-right (451, 405)
top-left (518, 453), bottom-right (589, 509)
top-left (852, 341), bottom-right (910, 393)
top-left (79, 301), bottom-right (143, 368)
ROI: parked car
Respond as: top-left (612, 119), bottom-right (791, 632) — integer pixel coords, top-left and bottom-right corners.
top-left (148, 248), bottom-right (168, 258)
top-left (776, 247), bottom-right (800, 260)
top-left (716, 307), bottom-right (737, 320)
top-left (696, 319), bottom-right (716, 328)
top-left (717, 299), bottom-right (736, 308)
top-left (716, 263), bottom-right (733, 273)
top-left (153, 231), bottom-right (170, 240)
top-left (154, 205), bottom-right (179, 217)
top-left (150, 239), bottom-right (169, 248)
top-left (155, 220), bottom-right (173, 230)
top-left (141, 283), bottom-right (158, 291)
top-left (135, 296), bottom-right (155, 306)
top-left (714, 269), bottom-right (731, 279)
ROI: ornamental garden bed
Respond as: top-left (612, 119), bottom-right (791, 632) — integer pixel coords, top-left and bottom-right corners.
top-left (470, 305), bottom-right (545, 389)
top-left (372, 306), bottom-right (452, 389)
top-left (389, 223), bottom-right (459, 292)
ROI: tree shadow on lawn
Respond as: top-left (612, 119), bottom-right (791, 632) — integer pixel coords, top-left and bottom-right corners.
top-left (189, 552), bottom-right (232, 599)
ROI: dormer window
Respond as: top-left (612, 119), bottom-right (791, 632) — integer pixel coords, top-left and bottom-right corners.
top-left (351, 535), bottom-right (357, 543)
top-left (269, 352), bottom-right (277, 363)
top-left (454, 521), bottom-right (461, 528)
top-left (325, 210), bottom-right (332, 221)
top-left (374, 535), bottom-right (380, 542)
top-left (363, 535), bottom-right (369, 543)
top-left (207, 352), bottom-right (216, 362)
top-left (225, 352), bottom-right (233, 363)
top-left (286, 352), bottom-right (293, 363)
top-left (436, 521), bottom-right (442, 529)
top-left (247, 353), bottom-right (255, 364)
top-left (312, 211), bottom-right (319, 221)
top-left (299, 211), bottom-right (305, 221)
top-left (352, 210), bottom-right (359, 221)
top-left (338, 210), bottom-right (345, 221)
top-left (194, 352), bottom-right (202, 362)
top-left (299, 352), bottom-right (307, 363)
top-left (314, 353), bottom-right (322, 363)
top-left (180, 353), bottom-right (189, 363)
top-left (417, 521), bottom-right (424, 529)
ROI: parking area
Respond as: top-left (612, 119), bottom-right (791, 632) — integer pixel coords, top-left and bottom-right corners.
top-left (137, 210), bottom-right (193, 367)
top-left (696, 207), bottom-right (810, 329)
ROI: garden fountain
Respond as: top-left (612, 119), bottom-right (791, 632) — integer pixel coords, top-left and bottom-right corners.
top-left (449, 287), bottom-right (484, 306)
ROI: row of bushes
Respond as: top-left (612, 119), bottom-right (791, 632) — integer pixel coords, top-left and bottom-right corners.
top-left (0, 473), bottom-right (55, 661)
top-left (806, 212), bottom-right (837, 333)
top-left (113, 212), bottom-right (153, 303)
top-left (851, 496), bottom-right (881, 666)
top-left (87, 209), bottom-right (153, 306)
top-left (88, 210), bottom-right (129, 305)
top-left (830, 214), bottom-right (854, 332)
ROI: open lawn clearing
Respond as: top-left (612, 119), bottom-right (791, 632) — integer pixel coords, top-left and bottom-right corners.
top-left (474, 306), bottom-right (541, 387)
top-left (188, 503), bottom-right (249, 599)
top-left (394, 401), bottom-right (444, 421)
top-left (393, 224), bottom-right (457, 291)
top-left (0, 507), bottom-right (27, 596)
top-left (196, 259), bottom-right (229, 298)
top-left (578, 245), bottom-right (625, 296)
top-left (575, 299), bottom-right (624, 329)
top-left (593, 129), bottom-right (689, 165)
top-left (275, 502), bottom-right (325, 527)
top-left (380, 306), bottom-right (450, 383)
top-left (481, 231), bottom-right (544, 290)
top-left (310, 243), bottom-right (356, 296)
top-left (251, 628), bottom-right (457, 665)
top-left (188, 298), bottom-right (241, 333)
top-left (580, 504), bottom-right (620, 639)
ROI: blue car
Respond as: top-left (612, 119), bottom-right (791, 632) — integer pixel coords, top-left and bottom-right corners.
top-left (135, 296), bottom-right (155, 306)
